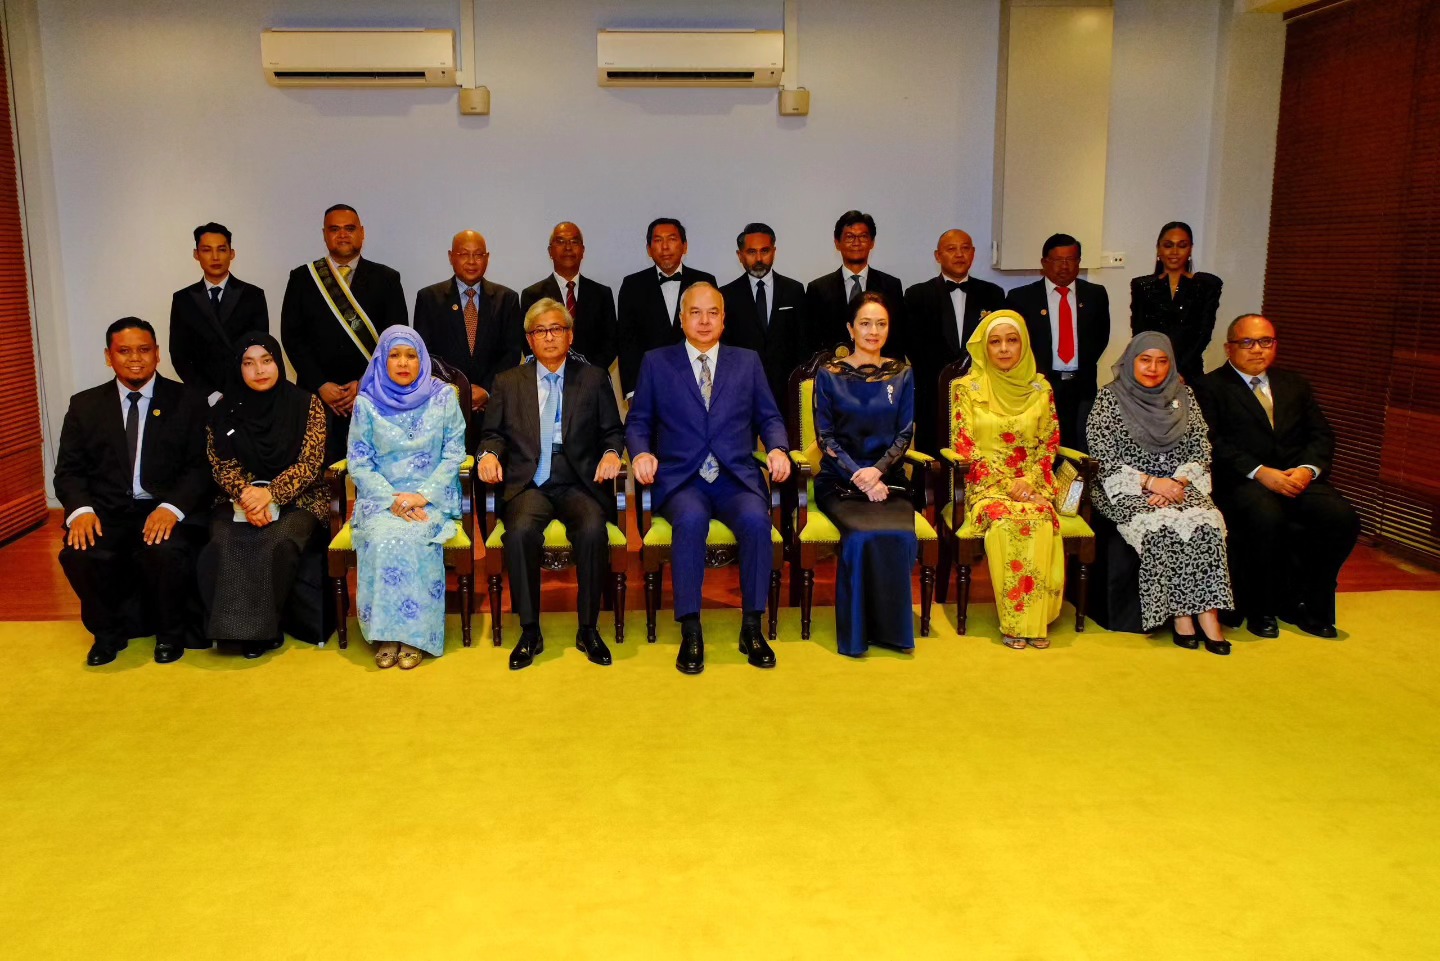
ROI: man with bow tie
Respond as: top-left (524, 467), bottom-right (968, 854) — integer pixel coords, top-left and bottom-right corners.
top-left (616, 218), bottom-right (716, 400)
top-left (903, 228), bottom-right (1005, 454)
top-left (1004, 233), bottom-right (1111, 452)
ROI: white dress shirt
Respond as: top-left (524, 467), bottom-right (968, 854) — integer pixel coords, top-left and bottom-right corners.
top-left (659, 267), bottom-right (684, 324)
top-left (554, 272), bottom-right (582, 305)
top-left (942, 272), bottom-right (969, 344)
top-left (840, 265), bottom-right (870, 299)
top-left (1045, 279), bottom-right (1079, 373)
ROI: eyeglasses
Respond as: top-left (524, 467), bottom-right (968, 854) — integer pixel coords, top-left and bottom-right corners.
top-left (1228, 337), bottom-right (1277, 349)
top-left (840, 233), bottom-right (873, 245)
top-left (451, 250), bottom-right (489, 261)
top-left (529, 325), bottom-right (570, 339)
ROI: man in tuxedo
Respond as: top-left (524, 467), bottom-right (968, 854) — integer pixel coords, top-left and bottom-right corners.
top-left (55, 319), bottom-right (213, 665)
top-left (1197, 313), bottom-right (1359, 639)
top-left (280, 204), bottom-right (407, 460)
top-left (903, 228), bottom-right (1006, 454)
top-left (627, 283), bottom-right (791, 675)
top-left (413, 229), bottom-right (523, 413)
top-left (1004, 233), bottom-right (1110, 452)
top-left (477, 298), bottom-right (625, 670)
top-left (805, 210), bottom-right (904, 356)
top-left (719, 222), bottom-right (807, 408)
top-left (519, 222), bottom-right (617, 372)
top-left (616, 217), bottom-right (716, 398)
top-left (168, 222), bottom-right (269, 405)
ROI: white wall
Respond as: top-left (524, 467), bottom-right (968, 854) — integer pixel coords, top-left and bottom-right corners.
top-left (7, 0), bottom-right (1285, 500)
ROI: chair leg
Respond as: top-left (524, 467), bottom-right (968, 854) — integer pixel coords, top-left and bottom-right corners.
top-left (613, 571), bottom-right (626, 643)
top-left (800, 568), bottom-right (814, 640)
top-left (768, 569), bottom-right (780, 640)
top-left (920, 565), bottom-right (935, 637)
top-left (331, 576), bottom-right (349, 649)
top-left (956, 564), bottom-right (971, 635)
top-left (459, 574), bottom-right (473, 648)
top-left (645, 570), bottom-right (660, 643)
top-left (487, 574), bottom-right (503, 647)
top-left (936, 536), bottom-right (952, 604)
top-left (788, 557), bottom-right (802, 607)
top-left (1075, 562), bottom-right (1089, 633)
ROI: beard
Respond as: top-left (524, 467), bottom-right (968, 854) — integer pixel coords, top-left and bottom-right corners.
top-left (746, 263), bottom-right (773, 279)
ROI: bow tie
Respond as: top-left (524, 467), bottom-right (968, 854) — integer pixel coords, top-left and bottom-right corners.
top-left (658, 273), bottom-right (681, 284)
top-left (944, 279), bottom-right (971, 292)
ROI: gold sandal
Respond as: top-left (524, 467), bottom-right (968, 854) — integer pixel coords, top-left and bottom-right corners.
top-left (1003, 635), bottom-right (1027, 650)
top-left (1028, 637), bottom-right (1051, 649)
top-left (397, 645), bottom-right (423, 670)
top-left (374, 642), bottom-right (399, 669)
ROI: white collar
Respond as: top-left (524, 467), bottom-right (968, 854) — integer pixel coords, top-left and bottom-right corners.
top-left (684, 339), bottom-right (719, 365)
top-left (204, 276), bottom-right (230, 292)
top-left (116, 375), bottom-right (157, 400)
top-left (1231, 362), bottom-right (1269, 386)
top-left (841, 265), bottom-right (869, 284)
top-left (553, 271), bottom-right (582, 290)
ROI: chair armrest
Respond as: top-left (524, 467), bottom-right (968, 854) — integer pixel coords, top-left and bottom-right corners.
top-left (905, 449), bottom-right (935, 466)
top-left (788, 450), bottom-right (808, 467)
top-left (939, 448), bottom-right (968, 466)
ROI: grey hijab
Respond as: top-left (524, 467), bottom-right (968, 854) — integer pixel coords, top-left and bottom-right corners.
top-left (1109, 331), bottom-right (1189, 453)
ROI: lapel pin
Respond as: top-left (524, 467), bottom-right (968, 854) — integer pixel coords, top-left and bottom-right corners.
top-left (1040, 309), bottom-right (1048, 316)
top-left (152, 409), bottom-right (161, 417)
top-left (451, 304), bottom-right (459, 311)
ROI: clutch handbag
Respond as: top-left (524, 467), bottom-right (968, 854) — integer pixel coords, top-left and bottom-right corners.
top-left (1052, 461), bottom-right (1084, 516)
top-left (836, 483), bottom-right (910, 501)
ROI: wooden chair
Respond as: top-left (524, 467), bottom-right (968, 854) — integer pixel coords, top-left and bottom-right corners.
top-left (326, 368), bottom-right (476, 649)
top-left (634, 455), bottom-right (788, 644)
top-left (476, 463), bottom-right (630, 646)
top-left (933, 356), bottom-right (1097, 634)
top-left (784, 351), bottom-right (940, 640)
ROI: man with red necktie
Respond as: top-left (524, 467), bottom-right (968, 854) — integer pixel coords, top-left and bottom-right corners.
top-left (1003, 233), bottom-right (1111, 452)
top-left (520, 222), bottom-right (618, 374)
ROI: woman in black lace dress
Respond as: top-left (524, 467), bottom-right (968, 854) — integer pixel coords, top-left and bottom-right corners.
top-left (1130, 221), bottom-right (1223, 384)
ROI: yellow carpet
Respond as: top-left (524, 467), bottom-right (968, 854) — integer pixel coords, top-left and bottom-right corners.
top-left (3, 592), bottom-right (1439, 961)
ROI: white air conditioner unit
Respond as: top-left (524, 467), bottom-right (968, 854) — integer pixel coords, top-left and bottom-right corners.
top-left (597, 30), bottom-right (784, 87)
top-left (261, 29), bottom-right (455, 87)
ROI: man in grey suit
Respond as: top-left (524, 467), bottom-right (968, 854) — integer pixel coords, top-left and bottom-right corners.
top-left (477, 299), bottom-right (625, 670)
top-left (519, 222), bottom-right (617, 372)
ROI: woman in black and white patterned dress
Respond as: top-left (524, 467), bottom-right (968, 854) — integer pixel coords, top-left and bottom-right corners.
top-left (1086, 332), bottom-right (1235, 654)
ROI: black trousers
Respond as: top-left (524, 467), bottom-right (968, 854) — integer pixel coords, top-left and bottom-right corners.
top-left (500, 452), bottom-right (608, 629)
top-left (1052, 374), bottom-right (1096, 454)
top-left (58, 503), bottom-right (205, 648)
top-left (1220, 479), bottom-right (1359, 624)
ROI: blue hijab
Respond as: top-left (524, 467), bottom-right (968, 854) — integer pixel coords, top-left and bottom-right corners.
top-left (358, 327), bottom-right (451, 417)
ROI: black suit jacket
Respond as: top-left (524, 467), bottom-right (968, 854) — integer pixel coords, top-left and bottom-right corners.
top-left (719, 271), bottom-right (807, 408)
top-left (53, 375), bottom-right (213, 523)
top-left (413, 277), bottom-right (523, 392)
top-left (804, 267), bottom-right (905, 357)
top-left (1196, 364), bottom-right (1336, 496)
top-left (519, 275), bottom-right (617, 372)
top-left (903, 275), bottom-right (1007, 452)
top-left (168, 276), bottom-right (269, 397)
top-left (279, 257), bottom-right (407, 392)
top-left (1003, 278), bottom-right (1111, 391)
top-left (478, 357), bottom-right (625, 510)
top-left (616, 264), bottom-right (717, 396)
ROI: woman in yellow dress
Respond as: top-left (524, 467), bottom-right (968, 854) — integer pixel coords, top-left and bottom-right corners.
top-left (953, 311), bottom-right (1065, 648)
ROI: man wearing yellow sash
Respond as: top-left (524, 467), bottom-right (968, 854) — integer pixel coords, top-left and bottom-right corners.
top-left (280, 204), bottom-right (408, 460)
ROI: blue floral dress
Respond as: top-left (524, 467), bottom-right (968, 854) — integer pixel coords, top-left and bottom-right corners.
top-left (347, 388), bottom-right (467, 655)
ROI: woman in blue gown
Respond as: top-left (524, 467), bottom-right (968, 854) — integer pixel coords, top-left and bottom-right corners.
top-left (813, 292), bottom-right (919, 656)
top-left (348, 327), bottom-right (467, 669)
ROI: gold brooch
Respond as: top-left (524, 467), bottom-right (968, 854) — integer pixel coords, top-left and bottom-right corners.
top-left (451, 304), bottom-right (459, 311)
top-left (1040, 309), bottom-right (1048, 316)
top-left (152, 409), bottom-right (161, 416)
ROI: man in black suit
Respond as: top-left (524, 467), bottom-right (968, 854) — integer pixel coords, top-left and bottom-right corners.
top-left (55, 319), bottom-right (214, 666)
top-left (616, 217), bottom-right (716, 398)
top-left (805, 210), bottom-right (904, 356)
top-left (519, 222), bottom-right (617, 372)
top-left (719, 222), bottom-right (808, 409)
top-left (903, 228), bottom-right (1006, 454)
top-left (477, 298), bottom-right (625, 671)
top-left (1004, 233), bottom-right (1111, 452)
top-left (168, 222), bottom-right (269, 404)
top-left (413, 229), bottom-right (523, 413)
top-left (280, 204), bottom-right (407, 460)
top-left (1197, 313), bottom-right (1359, 639)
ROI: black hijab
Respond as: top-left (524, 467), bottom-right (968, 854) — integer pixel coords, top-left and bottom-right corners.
top-left (210, 332), bottom-right (312, 479)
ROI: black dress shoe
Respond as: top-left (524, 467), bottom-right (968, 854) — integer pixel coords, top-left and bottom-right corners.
top-left (676, 628), bottom-right (704, 675)
top-left (576, 627), bottom-right (612, 666)
top-left (1247, 614), bottom-right (1279, 638)
top-left (184, 639), bottom-right (214, 651)
top-left (509, 628), bottom-right (544, 670)
top-left (266, 637), bottom-right (284, 651)
top-left (242, 641), bottom-right (268, 659)
top-left (1289, 603), bottom-right (1339, 638)
top-left (86, 638), bottom-right (126, 666)
top-left (1172, 622), bottom-right (1200, 650)
top-left (738, 623), bottom-right (776, 669)
top-left (153, 643), bottom-right (184, 664)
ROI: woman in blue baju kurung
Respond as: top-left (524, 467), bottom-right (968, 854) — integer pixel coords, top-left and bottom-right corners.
top-left (813, 292), bottom-right (919, 656)
top-left (348, 328), bottom-right (467, 669)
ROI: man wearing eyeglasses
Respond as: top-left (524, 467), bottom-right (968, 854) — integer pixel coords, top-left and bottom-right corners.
top-left (1197, 313), bottom-right (1359, 639)
top-left (1004, 233), bottom-right (1111, 452)
top-left (478, 299), bottom-right (625, 670)
top-left (519, 222), bottom-right (617, 374)
top-left (414, 230), bottom-right (524, 413)
top-left (804, 210), bottom-right (905, 356)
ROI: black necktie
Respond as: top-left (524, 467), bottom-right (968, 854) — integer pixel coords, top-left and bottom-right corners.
top-left (848, 275), bottom-right (862, 303)
top-left (125, 391), bottom-right (142, 476)
top-left (755, 279), bottom-right (768, 329)
top-left (209, 286), bottom-right (222, 315)
top-left (944, 279), bottom-right (971, 292)
top-left (658, 273), bottom-right (681, 284)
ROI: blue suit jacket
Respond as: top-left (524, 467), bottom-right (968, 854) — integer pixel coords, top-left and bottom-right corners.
top-left (626, 343), bottom-right (789, 511)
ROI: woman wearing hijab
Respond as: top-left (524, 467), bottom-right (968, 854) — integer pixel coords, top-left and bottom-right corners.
top-left (348, 326), bottom-right (467, 669)
top-left (200, 332), bottom-right (328, 658)
top-left (814, 293), bottom-right (919, 657)
top-left (1086, 332), bottom-right (1234, 654)
top-left (1130, 221), bottom-right (1224, 384)
top-left (952, 310), bottom-right (1065, 649)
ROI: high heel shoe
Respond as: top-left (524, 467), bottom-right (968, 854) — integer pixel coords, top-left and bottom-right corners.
top-left (1172, 622), bottom-right (1200, 650)
top-left (1199, 627), bottom-right (1231, 656)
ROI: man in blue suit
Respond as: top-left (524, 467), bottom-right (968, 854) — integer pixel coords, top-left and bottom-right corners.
top-left (627, 283), bottom-right (792, 675)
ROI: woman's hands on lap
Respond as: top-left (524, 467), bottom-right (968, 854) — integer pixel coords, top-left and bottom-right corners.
top-left (851, 466), bottom-right (888, 501)
top-left (391, 492), bottom-right (430, 522)
top-left (1008, 478), bottom-right (1038, 504)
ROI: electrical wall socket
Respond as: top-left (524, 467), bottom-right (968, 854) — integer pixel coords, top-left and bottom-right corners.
top-left (1098, 251), bottom-right (1125, 267)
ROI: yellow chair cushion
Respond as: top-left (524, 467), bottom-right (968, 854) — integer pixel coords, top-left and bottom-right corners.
top-left (484, 520), bottom-right (627, 550)
top-left (799, 507), bottom-right (937, 544)
top-left (944, 502), bottom-right (1094, 541)
top-left (643, 517), bottom-right (782, 547)
top-left (329, 522), bottom-right (472, 552)
top-left (329, 454), bottom-right (474, 475)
